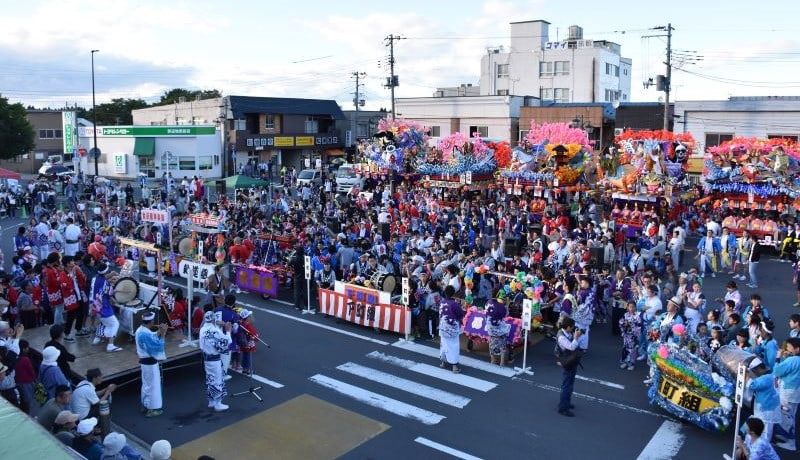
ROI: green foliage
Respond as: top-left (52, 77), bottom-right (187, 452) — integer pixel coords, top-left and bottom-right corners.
top-left (156, 88), bottom-right (221, 106)
top-left (0, 95), bottom-right (35, 160)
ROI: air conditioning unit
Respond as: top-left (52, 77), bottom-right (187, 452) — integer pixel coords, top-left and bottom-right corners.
top-left (614, 128), bottom-right (624, 136)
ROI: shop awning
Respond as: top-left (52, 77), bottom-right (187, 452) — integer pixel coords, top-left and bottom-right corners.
top-left (133, 137), bottom-right (155, 157)
top-left (325, 149), bottom-right (346, 156)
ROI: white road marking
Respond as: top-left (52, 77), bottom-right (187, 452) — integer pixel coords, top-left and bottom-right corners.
top-left (391, 339), bottom-right (517, 378)
top-left (366, 351), bottom-right (497, 392)
top-left (414, 437), bottom-right (484, 460)
top-left (229, 369), bottom-right (284, 388)
top-left (636, 420), bottom-right (686, 460)
top-left (511, 377), bottom-right (672, 420)
top-left (576, 374), bottom-right (626, 390)
top-left (309, 374), bottom-right (445, 425)
top-left (161, 278), bottom-right (390, 346)
top-left (337, 362), bottom-right (471, 408)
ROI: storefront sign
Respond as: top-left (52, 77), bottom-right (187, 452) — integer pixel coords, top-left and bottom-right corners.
top-left (62, 111), bottom-right (76, 155)
top-left (238, 134), bottom-right (343, 150)
top-left (113, 153), bottom-right (127, 173)
top-left (79, 126), bottom-right (216, 137)
top-left (295, 136), bottom-right (314, 146)
top-left (140, 209), bottom-right (170, 224)
top-left (274, 136), bottom-right (295, 147)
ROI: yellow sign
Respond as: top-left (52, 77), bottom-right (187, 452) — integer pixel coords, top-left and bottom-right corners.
top-left (295, 136), bottom-right (314, 146)
top-left (658, 376), bottom-right (719, 413)
top-left (274, 136), bottom-right (295, 147)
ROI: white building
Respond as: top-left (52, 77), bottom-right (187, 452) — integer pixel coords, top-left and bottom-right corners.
top-left (675, 96), bottom-right (800, 152)
top-left (76, 125), bottom-right (223, 179)
top-left (395, 95), bottom-right (534, 143)
top-left (480, 20), bottom-right (632, 103)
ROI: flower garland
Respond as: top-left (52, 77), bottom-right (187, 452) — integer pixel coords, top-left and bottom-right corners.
top-left (525, 121), bottom-right (592, 150)
top-left (490, 141), bottom-right (512, 168)
top-left (705, 181), bottom-right (799, 198)
top-left (499, 170), bottom-right (554, 182)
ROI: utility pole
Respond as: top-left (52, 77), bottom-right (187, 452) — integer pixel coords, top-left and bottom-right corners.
top-left (351, 71), bottom-right (365, 150)
top-left (663, 23), bottom-right (673, 132)
top-left (384, 34), bottom-right (404, 119)
top-left (90, 49), bottom-right (99, 177)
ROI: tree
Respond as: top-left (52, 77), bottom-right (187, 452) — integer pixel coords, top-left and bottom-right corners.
top-left (76, 98), bottom-right (148, 125)
top-left (0, 95), bottom-right (35, 160)
top-left (156, 88), bottom-right (222, 106)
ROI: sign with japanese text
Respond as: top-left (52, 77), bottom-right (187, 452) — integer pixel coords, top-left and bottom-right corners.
top-left (62, 111), bottom-right (76, 155)
top-left (274, 136), bottom-right (295, 147)
top-left (140, 209), bottom-right (170, 224)
top-left (295, 136), bottom-right (314, 146)
top-left (178, 260), bottom-right (215, 282)
top-left (735, 364), bottom-right (746, 405)
top-left (190, 213), bottom-right (221, 228)
top-left (658, 376), bottom-right (719, 413)
top-left (79, 126), bottom-right (216, 137)
top-left (522, 299), bottom-right (532, 331)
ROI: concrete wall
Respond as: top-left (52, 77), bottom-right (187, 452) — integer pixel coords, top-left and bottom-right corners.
top-left (131, 98), bottom-right (224, 125)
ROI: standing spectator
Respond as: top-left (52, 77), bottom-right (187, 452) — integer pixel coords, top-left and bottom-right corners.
top-left (71, 368), bottom-right (116, 420)
top-left (774, 337), bottom-right (800, 451)
top-left (747, 233), bottom-right (763, 289)
top-left (555, 317), bottom-right (583, 417)
top-left (44, 324), bottom-right (76, 378)
top-left (619, 300), bottom-right (642, 371)
top-left (39, 346), bottom-right (70, 399)
top-left (14, 339), bottom-right (36, 414)
top-left (696, 229), bottom-right (721, 278)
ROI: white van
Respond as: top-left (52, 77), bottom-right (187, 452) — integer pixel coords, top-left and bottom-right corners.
top-left (335, 164), bottom-right (363, 193)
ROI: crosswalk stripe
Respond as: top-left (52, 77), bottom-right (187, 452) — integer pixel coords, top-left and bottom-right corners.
top-left (366, 351), bottom-right (497, 392)
top-left (336, 362), bottom-right (471, 409)
top-left (309, 374), bottom-right (446, 425)
top-left (391, 339), bottom-right (517, 378)
top-left (415, 437), bottom-right (484, 460)
top-left (636, 420), bottom-right (685, 460)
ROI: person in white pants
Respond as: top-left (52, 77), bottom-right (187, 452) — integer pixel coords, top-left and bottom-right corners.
top-left (135, 312), bottom-right (167, 418)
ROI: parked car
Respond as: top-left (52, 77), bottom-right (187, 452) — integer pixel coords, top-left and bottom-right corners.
top-left (296, 169), bottom-right (322, 188)
top-left (38, 164), bottom-right (74, 181)
top-left (335, 164), bottom-right (363, 193)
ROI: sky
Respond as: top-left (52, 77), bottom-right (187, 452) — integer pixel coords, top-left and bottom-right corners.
top-left (1, 0), bottom-right (799, 111)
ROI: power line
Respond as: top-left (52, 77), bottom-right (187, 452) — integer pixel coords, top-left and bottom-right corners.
top-left (674, 68), bottom-right (800, 87)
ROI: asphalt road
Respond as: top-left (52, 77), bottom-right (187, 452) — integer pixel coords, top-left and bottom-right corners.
top-left (2, 216), bottom-right (797, 459)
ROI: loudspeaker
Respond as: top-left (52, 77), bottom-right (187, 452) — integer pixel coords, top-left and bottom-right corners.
top-left (589, 247), bottom-right (604, 270)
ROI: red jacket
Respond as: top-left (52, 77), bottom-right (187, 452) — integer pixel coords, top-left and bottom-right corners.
top-left (169, 299), bottom-right (188, 330)
top-left (239, 322), bottom-right (259, 353)
top-left (42, 267), bottom-right (63, 306)
top-left (59, 270), bottom-right (79, 313)
top-left (14, 355), bottom-right (35, 384)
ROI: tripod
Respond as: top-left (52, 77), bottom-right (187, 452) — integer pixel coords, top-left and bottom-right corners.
top-left (232, 331), bottom-right (271, 402)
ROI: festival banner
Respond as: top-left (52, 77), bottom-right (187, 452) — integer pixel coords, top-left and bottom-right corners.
top-left (462, 308), bottom-right (523, 346)
top-left (233, 265), bottom-right (278, 298)
top-left (318, 288), bottom-right (410, 335)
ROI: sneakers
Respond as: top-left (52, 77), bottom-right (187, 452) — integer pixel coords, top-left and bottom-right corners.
top-left (92, 337), bottom-right (101, 345)
top-left (794, 302), bottom-right (800, 307)
top-left (212, 402), bottom-right (229, 412)
top-left (711, 272), bottom-right (716, 278)
top-left (106, 345), bottom-right (122, 352)
top-left (223, 374), bottom-right (232, 381)
top-left (627, 365), bottom-right (635, 371)
top-left (145, 409), bottom-right (163, 418)
top-left (619, 362), bottom-right (627, 369)
top-left (643, 378), bottom-right (653, 385)
top-left (636, 355), bottom-right (646, 361)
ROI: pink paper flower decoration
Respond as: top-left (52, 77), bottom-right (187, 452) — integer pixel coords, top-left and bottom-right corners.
top-left (657, 344), bottom-right (670, 359)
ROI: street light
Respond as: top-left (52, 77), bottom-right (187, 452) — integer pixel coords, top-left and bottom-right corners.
top-left (91, 49), bottom-right (99, 177)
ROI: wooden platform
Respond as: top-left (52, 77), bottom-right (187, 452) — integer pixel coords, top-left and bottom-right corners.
top-left (25, 326), bottom-right (200, 381)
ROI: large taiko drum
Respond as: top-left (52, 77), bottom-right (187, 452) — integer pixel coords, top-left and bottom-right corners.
top-left (370, 271), bottom-right (396, 293)
top-left (113, 277), bottom-right (139, 304)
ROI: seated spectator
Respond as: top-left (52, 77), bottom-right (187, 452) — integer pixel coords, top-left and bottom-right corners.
top-left (150, 440), bottom-right (172, 460)
top-left (36, 384), bottom-right (72, 432)
top-left (72, 417), bottom-right (103, 460)
top-left (39, 346), bottom-right (70, 399)
top-left (44, 324), bottom-right (76, 376)
top-left (52, 410), bottom-right (80, 446)
top-left (101, 432), bottom-right (142, 460)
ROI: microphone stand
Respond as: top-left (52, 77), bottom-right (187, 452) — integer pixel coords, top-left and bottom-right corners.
top-left (232, 326), bottom-right (270, 402)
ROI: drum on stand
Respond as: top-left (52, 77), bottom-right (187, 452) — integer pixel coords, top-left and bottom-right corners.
top-left (177, 237), bottom-right (194, 257)
top-left (113, 277), bottom-right (140, 304)
top-left (370, 271), bottom-right (397, 293)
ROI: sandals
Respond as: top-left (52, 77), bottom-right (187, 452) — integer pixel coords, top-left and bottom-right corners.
top-left (452, 366), bottom-right (461, 374)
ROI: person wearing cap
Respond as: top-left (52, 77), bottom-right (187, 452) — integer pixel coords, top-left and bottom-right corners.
top-left (754, 321), bottom-right (779, 371)
top-left (199, 310), bottom-right (233, 412)
top-left (90, 263), bottom-right (122, 352)
top-left (52, 409), bottom-right (80, 446)
top-left (72, 417), bottom-right (103, 460)
top-left (40, 345), bottom-right (70, 399)
top-left (233, 309), bottom-right (259, 376)
top-left (101, 432), bottom-right (140, 460)
top-left (72, 367), bottom-right (116, 421)
top-left (135, 311), bottom-right (168, 417)
top-left (150, 439), bottom-right (172, 460)
top-left (44, 324), bottom-right (76, 375)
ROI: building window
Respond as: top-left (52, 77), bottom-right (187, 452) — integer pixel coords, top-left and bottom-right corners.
top-left (554, 88), bottom-right (569, 103)
top-left (767, 134), bottom-right (799, 142)
top-left (496, 89), bottom-right (509, 96)
top-left (623, 68), bottom-right (628, 76)
top-left (356, 124), bottom-right (368, 137)
top-left (622, 93), bottom-right (628, 101)
top-left (705, 133), bottom-right (734, 149)
top-left (304, 116), bottom-right (318, 134)
top-left (539, 61), bottom-right (553, 76)
top-left (519, 129), bottom-right (530, 140)
top-left (497, 64), bottom-right (509, 78)
top-left (554, 61), bottom-right (570, 75)
top-left (540, 88), bottom-right (553, 100)
top-left (469, 126), bottom-right (489, 138)
top-left (428, 126), bottom-right (441, 137)
top-left (160, 152), bottom-right (179, 171)
top-left (605, 63), bottom-right (619, 76)
top-left (179, 156), bottom-right (196, 170)
top-left (265, 114), bottom-right (275, 129)
top-left (234, 119), bottom-right (246, 131)
top-left (38, 129), bottom-right (62, 139)
top-left (198, 156), bottom-right (213, 170)
top-left (604, 89), bottom-right (620, 102)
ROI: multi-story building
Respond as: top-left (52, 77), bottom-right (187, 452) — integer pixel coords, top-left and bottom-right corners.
top-left (133, 95), bottom-right (345, 174)
top-left (396, 95), bottom-right (537, 144)
top-left (519, 103), bottom-right (615, 152)
top-left (0, 110), bottom-right (70, 174)
top-left (480, 20), bottom-right (632, 103)
top-left (336, 109), bottom-right (390, 153)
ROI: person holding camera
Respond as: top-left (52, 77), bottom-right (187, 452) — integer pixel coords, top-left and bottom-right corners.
top-left (555, 317), bottom-right (583, 417)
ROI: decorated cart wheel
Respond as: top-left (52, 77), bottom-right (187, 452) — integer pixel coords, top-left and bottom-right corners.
top-left (261, 294), bottom-right (271, 300)
top-left (466, 339), bottom-right (474, 352)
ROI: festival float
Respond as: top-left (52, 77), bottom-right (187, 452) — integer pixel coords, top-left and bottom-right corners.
top-left (702, 137), bottom-right (800, 241)
top-left (416, 132), bottom-right (502, 193)
top-left (358, 117), bottom-right (430, 184)
top-left (603, 130), bottom-right (695, 234)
